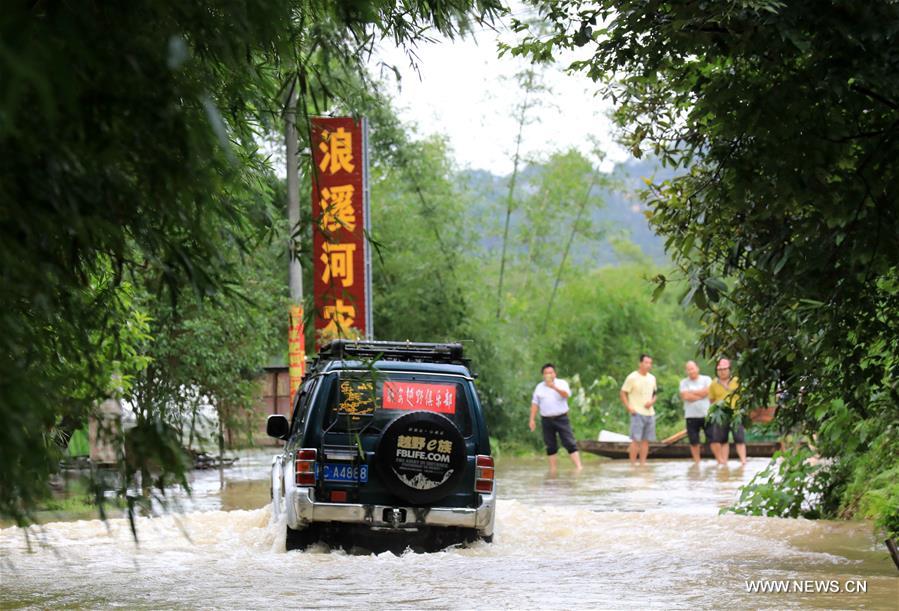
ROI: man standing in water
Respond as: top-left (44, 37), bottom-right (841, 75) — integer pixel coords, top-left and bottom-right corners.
top-left (709, 358), bottom-right (746, 465)
top-left (529, 363), bottom-right (584, 474)
top-left (620, 354), bottom-right (657, 465)
top-left (679, 361), bottom-right (713, 464)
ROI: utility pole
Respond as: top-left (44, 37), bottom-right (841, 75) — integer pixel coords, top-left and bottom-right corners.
top-left (286, 86), bottom-right (306, 406)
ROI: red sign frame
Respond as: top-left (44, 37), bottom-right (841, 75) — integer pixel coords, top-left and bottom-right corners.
top-left (311, 117), bottom-right (371, 347)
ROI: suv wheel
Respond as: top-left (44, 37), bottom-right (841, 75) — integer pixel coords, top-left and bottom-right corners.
top-left (374, 410), bottom-right (467, 505)
top-left (286, 525), bottom-right (318, 551)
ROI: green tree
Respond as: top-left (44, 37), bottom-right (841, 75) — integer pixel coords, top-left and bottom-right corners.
top-left (127, 207), bottom-right (287, 471)
top-left (0, 0), bottom-right (501, 525)
top-left (370, 136), bottom-right (472, 341)
top-left (477, 148), bottom-right (611, 446)
top-left (492, 148), bottom-right (608, 329)
top-left (298, 91), bottom-right (704, 454)
top-left (496, 68), bottom-right (548, 320)
top-left (547, 264), bottom-right (704, 440)
top-left (532, 148), bottom-right (608, 332)
top-left (510, 1), bottom-right (899, 537)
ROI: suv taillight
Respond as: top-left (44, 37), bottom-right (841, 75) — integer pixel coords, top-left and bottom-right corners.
top-left (295, 448), bottom-right (317, 486)
top-left (475, 455), bottom-right (494, 493)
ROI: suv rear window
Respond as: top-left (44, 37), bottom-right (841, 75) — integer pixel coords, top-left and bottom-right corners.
top-left (322, 371), bottom-right (473, 436)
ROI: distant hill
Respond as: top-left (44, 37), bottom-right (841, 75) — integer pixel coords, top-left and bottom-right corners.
top-left (462, 157), bottom-right (678, 266)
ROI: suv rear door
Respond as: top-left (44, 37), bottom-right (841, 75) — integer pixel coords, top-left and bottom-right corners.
top-left (312, 370), bottom-right (479, 508)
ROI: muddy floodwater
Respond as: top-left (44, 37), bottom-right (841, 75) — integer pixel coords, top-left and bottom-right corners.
top-left (1, 454), bottom-right (897, 609)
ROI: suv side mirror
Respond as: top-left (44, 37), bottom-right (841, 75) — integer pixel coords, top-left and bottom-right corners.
top-left (267, 414), bottom-right (290, 439)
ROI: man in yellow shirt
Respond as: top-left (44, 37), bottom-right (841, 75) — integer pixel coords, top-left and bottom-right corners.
top-left (708, 358), bottom-right (746, 465)
top-left (619, 354), bottom-right (658, 465)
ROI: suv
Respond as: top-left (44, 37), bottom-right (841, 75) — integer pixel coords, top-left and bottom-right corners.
top-left (266, 340), bottom-right (495, 552)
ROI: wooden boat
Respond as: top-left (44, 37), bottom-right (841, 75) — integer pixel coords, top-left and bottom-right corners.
top-left (577, 439), bottom-right (782, 460)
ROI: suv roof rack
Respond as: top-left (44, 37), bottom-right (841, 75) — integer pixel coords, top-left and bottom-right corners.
top-left (318, 339), bottom-right (469, 366)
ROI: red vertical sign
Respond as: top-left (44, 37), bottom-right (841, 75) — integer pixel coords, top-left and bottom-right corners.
top-left (287, 304), bottom-right (305, 405)
top-left (311, 117), bottom-right (370, 347)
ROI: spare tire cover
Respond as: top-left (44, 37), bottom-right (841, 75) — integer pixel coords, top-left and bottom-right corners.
top-left (375, 410), bottom-right (467, 505)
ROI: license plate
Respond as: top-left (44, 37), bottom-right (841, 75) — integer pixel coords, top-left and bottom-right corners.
top-left (323, 463), bottom-right (368, 483)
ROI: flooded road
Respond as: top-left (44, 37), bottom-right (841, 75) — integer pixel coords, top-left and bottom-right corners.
top-left (2, 455), bottom-right (897, 609)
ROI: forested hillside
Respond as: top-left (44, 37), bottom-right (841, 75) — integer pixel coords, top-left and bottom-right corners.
top-left (463, 157), bottom-right (672, 265)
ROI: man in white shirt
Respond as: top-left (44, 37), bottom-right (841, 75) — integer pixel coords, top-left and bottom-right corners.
top-left (619, 354), bottom-right (658, 465)
top-left (679, 361), bottom-right (712, 464)
top-left (529, 363), bottom-right (583, 474)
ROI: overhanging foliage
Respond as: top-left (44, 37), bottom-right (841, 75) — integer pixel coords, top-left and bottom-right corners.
top-left (509, 0), bottom-right (899, 536)
top-left (0, 0), bottom-right (501, 525)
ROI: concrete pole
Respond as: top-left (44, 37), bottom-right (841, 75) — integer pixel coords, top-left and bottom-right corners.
top-left (286, 89), bottom-right (303, 304)
top-left (286, 87), bottom-right (306, 407)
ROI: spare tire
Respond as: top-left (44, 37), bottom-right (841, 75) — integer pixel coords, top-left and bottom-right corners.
top-left (375, 411), bottom-right (467, 505)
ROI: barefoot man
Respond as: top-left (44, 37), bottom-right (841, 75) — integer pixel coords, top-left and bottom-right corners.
top-left (679, 361), bottom-right (712, 464)
top-left (529, 363), bottom-right (583, 474)
top-left (620, 354), bottom-right (658, 465)
top-left (709, 358), bottom-right (746, 465)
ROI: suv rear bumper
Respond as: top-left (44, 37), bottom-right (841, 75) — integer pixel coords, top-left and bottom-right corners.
top-left (285, 487), bottom-right (495, 536)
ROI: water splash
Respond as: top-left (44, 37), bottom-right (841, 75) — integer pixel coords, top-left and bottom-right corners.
top-left (1, 458), bottom-right (896, 609)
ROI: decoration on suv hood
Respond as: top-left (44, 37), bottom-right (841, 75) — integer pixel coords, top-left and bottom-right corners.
top-left (337, 379), bottom-right (376, 417)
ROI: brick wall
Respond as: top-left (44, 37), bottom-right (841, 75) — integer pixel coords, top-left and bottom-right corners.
top-left (245, 366), bottom-right (290, 447)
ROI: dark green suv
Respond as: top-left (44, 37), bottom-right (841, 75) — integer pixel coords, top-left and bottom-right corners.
top-left (267, 340), bottom-right (495, 552)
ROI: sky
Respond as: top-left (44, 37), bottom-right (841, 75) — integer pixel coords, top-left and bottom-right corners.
top-left (370, 10), bottom-right (628, 176)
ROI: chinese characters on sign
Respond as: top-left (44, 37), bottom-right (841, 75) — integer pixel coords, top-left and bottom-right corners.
top-left (311, 118), bottom-right (372, 346)
top-left (288, 305), bottom-right (305, 405)
top-left (383, 382), bottom-right (458, 415)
